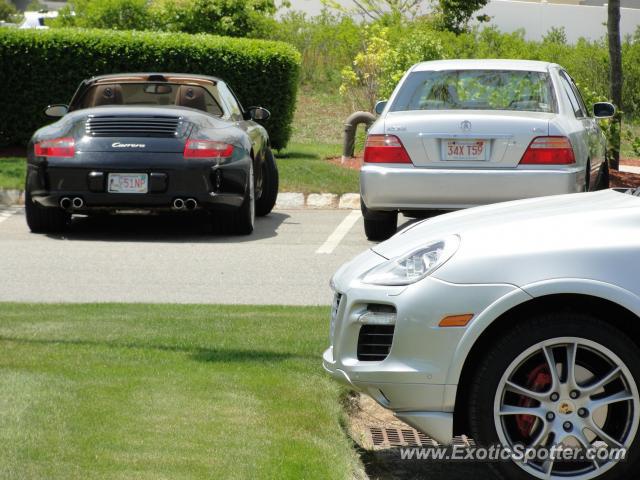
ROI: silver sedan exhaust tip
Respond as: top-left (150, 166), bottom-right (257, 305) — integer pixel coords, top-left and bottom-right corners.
top-left (185, 198), bottom-right (197, 210)
top-left (72, 197), bottom-right (84, 209)
top-left (172, 198), bottom-right (185, 210)
top-left (59, 197), bottom-right (72, 209)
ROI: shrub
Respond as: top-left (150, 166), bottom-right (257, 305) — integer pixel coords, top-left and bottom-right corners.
top-left (259, 9), bottom-right (361, 86)
top-left (150, 0), bottom-right (276, 37)
top-left (0, 28), bottom-right (300, 149)
top-left (339, 24), bottom-right (444, 110)
top-left (53, 0), bottom-right (153, 30)
top-left (0, 0), bottom-right (16, 22)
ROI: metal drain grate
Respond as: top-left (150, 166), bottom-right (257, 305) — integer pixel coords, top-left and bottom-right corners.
top-left (369, 426), bottom-right (475, 449)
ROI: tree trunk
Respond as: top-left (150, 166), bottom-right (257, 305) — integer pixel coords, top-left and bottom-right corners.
top-left (608, 0), bottom-right (622, 170)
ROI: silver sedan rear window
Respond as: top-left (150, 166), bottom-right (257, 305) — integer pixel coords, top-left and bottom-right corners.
top-left (391, 70), bottom-right (556, 113)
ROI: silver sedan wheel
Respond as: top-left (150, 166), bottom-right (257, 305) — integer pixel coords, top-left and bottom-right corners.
top-left (494, 337), bottom-right (639, 480)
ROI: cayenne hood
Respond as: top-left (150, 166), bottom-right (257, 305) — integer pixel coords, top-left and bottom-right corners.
top-left (372, 190), bottom-right (640, 288)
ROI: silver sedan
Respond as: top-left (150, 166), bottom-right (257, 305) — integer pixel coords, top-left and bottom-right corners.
top-left (324, 188), bottom-right (640, 480)
top-left (361, 59), bottom-right (615, 240)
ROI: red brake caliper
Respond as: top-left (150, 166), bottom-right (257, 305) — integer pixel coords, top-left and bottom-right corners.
top-left (516, 364), bottom-right (552, 438)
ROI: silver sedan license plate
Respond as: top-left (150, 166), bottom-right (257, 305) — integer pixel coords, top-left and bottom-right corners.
top-left (108, 173), bottom-right (149, 194)
top-left (443, 140), bottom-right (489, 161)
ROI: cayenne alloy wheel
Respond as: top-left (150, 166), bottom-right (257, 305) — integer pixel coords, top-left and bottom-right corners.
top-left (493, 337), bottom-right (640, 480)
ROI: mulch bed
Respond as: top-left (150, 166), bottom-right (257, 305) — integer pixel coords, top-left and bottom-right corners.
top-left (328, 154), bottom-right (363, 171)
top-left (328, 154), bottom-right (640, 188)
top-left (610, 169), bottom-right (640, 188)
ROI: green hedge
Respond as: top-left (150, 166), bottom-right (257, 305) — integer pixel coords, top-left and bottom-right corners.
top-left (0, 28), bottom-right (300, 149)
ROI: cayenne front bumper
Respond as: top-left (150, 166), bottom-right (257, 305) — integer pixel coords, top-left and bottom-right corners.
top-left (323, 256), bottom-right (524, 444)
top-left (360, 163), bottom-right (585, 211)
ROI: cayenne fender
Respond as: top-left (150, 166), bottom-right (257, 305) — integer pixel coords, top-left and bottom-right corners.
top-left (444, 286), bottom-right (533, 387)
top-left (521, 278), bottom-right (640, 317)
top-left (446, 278), bottom-right (640, 388)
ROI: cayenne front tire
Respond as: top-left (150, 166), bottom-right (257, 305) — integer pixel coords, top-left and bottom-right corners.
top-left (468, 312), bottom-right (640, 480)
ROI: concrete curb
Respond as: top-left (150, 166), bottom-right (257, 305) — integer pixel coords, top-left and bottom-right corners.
top-left (0, 189), bottom-right (359, 209)
top-left (0, 189), bottom-right (24, 206)
top-left (275, 192), bottom-right (359, 209)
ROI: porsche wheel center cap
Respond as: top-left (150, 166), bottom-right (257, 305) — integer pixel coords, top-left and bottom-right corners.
top-left (558, 401), bottom-right (575, 415)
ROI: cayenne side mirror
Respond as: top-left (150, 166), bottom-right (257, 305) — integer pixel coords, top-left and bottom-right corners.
top-left (45, 104), bottom-right (69, 118)
top-left (593, 102), bottom-right (615, 119)
top-left (374, 100), bottom-right (388, 115)
top-left (247, 106), bottom-right (270, 121)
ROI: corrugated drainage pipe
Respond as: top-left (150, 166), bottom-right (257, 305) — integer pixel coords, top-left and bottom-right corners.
top-left (342, 111), bottom-right (376, 162)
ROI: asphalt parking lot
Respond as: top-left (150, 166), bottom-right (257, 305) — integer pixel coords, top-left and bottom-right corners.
top-left (0, 206), bottom-right (400, 305)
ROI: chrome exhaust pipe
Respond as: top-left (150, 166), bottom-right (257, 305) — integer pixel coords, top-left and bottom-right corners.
top-left (172, 198), bottom-right (185, 210)
top-left (72, 197), bottom-right (84, 209)
top-left (184, 198), bottom-right (197, 210)
top-left (59, 197), bottom-right (71, 209)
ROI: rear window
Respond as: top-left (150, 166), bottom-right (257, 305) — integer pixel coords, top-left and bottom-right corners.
top-left (79, 83), bottom-right (224, 116)
top-left (390, 70), bottom-right (556, 113)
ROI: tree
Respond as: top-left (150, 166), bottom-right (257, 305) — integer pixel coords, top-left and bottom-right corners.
top-left (607, 0), bottom-right (622, 170)
top-left (0, 0), bottom-right (17, 22)
top-left (437, 0), bottom-right (489, 34)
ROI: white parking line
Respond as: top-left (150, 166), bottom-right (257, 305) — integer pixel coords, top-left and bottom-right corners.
top-left (316, 210), bottom-right (362, 254)
top-left (0, 208), bottom-right (18, 225)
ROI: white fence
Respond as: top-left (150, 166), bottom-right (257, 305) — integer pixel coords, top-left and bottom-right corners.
top-left (478, 1), bottom-right (640, 43)
top-left (284, 0), bottom-right (640, 43)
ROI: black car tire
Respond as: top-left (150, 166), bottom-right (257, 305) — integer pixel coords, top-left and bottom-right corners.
top-left (227, 163), bottom-right (255, 235)
top-left (25, 191), bottom-right (69, 233)
top-left (467, 312), bottom-right (640, 480)
top-left (255, 148), bottom-right (278, 217)
top-left (361, 199), bottom-right (397, 241)
top-left (595, 160), bottom-right (610, 190)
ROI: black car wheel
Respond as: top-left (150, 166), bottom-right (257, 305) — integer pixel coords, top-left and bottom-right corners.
top-left (25, 191), bottom-right (70, 233)
top-left (468, 312), bottom-right (640, 480)
top-left (255, 148), bottom-right (278, 217)
top-left (228, 162), bottom-right (255, 235)
top-left (361, 199), bottom-right (397, 241)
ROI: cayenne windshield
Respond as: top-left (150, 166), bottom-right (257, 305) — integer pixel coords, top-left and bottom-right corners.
top-left (390, 70), bottom-right (556, 113)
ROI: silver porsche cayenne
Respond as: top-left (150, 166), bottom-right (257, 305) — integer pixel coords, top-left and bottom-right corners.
top-left (325, 188), bottom-right (640, 480)
top-left (361, 59), bottom-right (615, 240)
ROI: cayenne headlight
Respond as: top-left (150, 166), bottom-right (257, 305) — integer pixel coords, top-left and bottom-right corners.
top-left (362, 235), bottom-right (460, 286)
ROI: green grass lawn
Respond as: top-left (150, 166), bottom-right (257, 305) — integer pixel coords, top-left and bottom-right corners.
top-left (0, 303), bottom-right (361, 480)
top-left (276, 142), bottom-right (359, 195)
top-left (0, 157), bottom-right (24, 190)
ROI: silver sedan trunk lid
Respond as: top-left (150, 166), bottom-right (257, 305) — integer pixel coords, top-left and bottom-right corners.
top-left (386, 110), bottom-right (554, 168)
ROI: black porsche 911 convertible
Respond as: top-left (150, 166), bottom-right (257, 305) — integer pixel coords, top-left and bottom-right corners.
top-left (25, 73), bottom-right (279, 235)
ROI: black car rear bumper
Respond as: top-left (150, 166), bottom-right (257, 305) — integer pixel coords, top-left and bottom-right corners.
top-left (27, 154), bottom-right (250, 213)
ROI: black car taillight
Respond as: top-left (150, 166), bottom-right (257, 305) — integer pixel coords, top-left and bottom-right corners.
top-left (34, 137), bottom-right (75, 158)
top-left (184, 139), bottom-right (233, 159)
